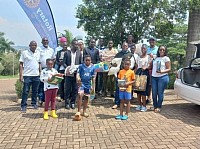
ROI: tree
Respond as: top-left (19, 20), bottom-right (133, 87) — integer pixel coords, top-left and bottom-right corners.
top-left (0, 32), bottom-right (15, 54)
top-left (184, 1), bottom-right (200, 65)
top-left (63, 30), bottom-right (73, 46)
top-left (76, 0), bottom-right (187, 45)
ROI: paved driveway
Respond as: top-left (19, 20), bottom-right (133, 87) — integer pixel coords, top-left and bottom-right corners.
top-left (0, 79), bottom-right (200, 149)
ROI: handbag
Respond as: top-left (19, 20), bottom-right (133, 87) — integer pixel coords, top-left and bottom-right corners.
top-left (133, 71), bottom-right (147, 91)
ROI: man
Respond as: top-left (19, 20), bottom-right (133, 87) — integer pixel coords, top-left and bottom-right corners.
top-left (83, 38), bottom-right (100, 96)
top-left (147, 37), bottom-right (158, 104)
top-left (112, 42), bottom-right (133, 109)
top-left (55, 42), bottom-right (68, 102)
top-left (127, 34), bottom-right (135, 50)
top-left (102, 40), bottom-right (118, 97)
top-left (63, 39), bottom-right (82, 109)
top-left (147, 37), bottom-right (158, 59)
top-left (19, 41), bottom-right (40, 112)
top-left (96, 38), bottom-right (105, 95)
top-left (53, 37), bottom-right (68, 66)
top-left (37, 37), bottom-right (54, 105)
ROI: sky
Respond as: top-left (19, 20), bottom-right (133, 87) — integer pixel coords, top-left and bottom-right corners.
top-left (0, 0), bottom-right (86, 46)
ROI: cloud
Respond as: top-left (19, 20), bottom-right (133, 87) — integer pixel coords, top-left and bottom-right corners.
top-left (0, 16), bottom-right (86, 46)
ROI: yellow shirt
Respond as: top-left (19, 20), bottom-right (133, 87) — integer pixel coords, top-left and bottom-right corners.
top-left (118, 69), bottom-right (135, 93)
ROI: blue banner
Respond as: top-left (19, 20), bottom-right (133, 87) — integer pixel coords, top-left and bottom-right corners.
top-left (17, 0), bottom-right (58, 49)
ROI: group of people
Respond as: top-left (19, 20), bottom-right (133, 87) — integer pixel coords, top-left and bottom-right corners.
top-left (19, 34), bottom-right (171, 120)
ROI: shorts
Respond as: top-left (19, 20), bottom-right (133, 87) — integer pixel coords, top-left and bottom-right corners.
top-left (78, 86), bottom-right (90, 95)
top-left (119, 91), bottom-right (132, 100)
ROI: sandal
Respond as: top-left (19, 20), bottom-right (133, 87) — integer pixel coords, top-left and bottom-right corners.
top-left (81, 112), bottom-right (89, 118)
top-left (74, 112), bottom-right (82, 121)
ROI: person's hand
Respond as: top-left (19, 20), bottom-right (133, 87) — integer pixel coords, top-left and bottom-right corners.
top-left (48, 77), bottom-right (53, 82)
top-left (59, 61), bottom-right (63, 65)
top-left (112, 63), bottom-right (117, 67)
top-left (124, 82), bottom-right (129, 88)
top-left (156, 70), bottom-right (163, 74)
top-left (149, 53), bottom-right (154, 58)
top-left (19, 76), bottom-right (23, 82)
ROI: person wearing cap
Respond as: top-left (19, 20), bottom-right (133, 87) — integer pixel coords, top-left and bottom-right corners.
top-left (146, 37), bottom-right (158, 104)
top-left (147, 37), bottom-right (158, 59)
top-left (55, 41), bottom-right (68, 102)
top-left (53, 37), bottom-right (68, 60)
top-left (37, 37), bottom-right (54, 105)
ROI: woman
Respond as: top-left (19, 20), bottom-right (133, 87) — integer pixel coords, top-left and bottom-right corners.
top-left (135, 44), bottom-right (150, 112)
top-left (150, 45), bottom-right (171, 112)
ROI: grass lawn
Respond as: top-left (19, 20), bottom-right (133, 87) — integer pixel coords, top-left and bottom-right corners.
top-left (0, 75), bottom-right (18, 79)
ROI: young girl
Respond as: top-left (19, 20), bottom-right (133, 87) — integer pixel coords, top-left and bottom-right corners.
top-left (135, 44), bottom-right (150, 112)
top-left (74, 55), bottom-right (95, 121)
top-left (40, 59), bottom-right (64, 120)
top-left (116, 59), bottom-right (135, 120)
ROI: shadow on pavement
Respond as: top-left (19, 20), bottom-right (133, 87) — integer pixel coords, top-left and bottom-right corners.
top-left (0, 105), bottom-right (20, 112)
top-left (160, 103), bottom-right (200, 127)
top-left (95, 114), bottom-right (115, 119)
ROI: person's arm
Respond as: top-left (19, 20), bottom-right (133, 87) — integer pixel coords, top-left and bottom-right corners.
top-left (125, 72), bottom-right (135, 87)
top-left (19, 62), bottom-right (23, 82)
top-left (160, 61), bottom-right (171, 74)
top-left (39, 62), bottom-right (42, 74)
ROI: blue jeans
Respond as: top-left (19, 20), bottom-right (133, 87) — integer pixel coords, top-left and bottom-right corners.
top-left (21, 76), bottom-right (40, 108)
top-left (96, 72), bottom-right (103, 93)
top-left (38, 81), bottom-right (45, 102)
top-left (64, 76), bottom-right (78, 105)
top-left (151, 75), bottom-right (169, 109)
top-left (114, 77), bottom-right (120, 105)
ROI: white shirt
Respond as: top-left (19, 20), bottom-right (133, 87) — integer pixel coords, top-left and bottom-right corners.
top-left (40, 68), bottom-right (59, 91)
top-left (152, 56), bottom-right (170, 77)
top-left (130, 53), bottom-right (139, 69)
top-left (19, 49), bottom-right (40, 76)
top-left (71, 51), bottom-right (77, 66)
top-left (136, 55), bottom-right (150, 69)
top-left (38, 46), bottom-right (54, 68)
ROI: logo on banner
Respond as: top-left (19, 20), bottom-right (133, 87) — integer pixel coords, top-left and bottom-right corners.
top-left (24, 0), bottom-right (40, 8)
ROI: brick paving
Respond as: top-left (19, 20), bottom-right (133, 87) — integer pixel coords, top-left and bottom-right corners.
top-left (0, 78), bottom-right (200, 149)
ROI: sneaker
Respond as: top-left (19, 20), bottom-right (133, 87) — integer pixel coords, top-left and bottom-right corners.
top-left (65, 104), bottom-right (70, 110)
top-left (146, 99), bottom-right (151, 104)
top-left (121, 115), bottom-right (128, 120)
top-left (71, 104), bottom-right (75, 109)
top-left (115, 115), bottom-right (123, 120)
top-left (21, 107), bottom-right (26, 113)
top-left (112, 105), bottom-right (118, 109)
top-left (135, 105), bottom-right (141, 111)
top-left (32, 105), bottom-right (38, 110)
top-left (38, 100), bottom-right (43, 106)
top-left (140, 106), bottom-right (147, 112)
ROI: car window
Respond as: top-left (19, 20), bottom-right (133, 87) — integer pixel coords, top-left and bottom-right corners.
top-left (191, 58), bottom-right (200, 68)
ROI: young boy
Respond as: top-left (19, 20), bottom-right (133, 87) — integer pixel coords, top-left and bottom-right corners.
top-left (74, 55), bottom-right (96, 121)
top-left (116, 58), bottom-right (135, 120)
top-left (40, 59), bottom-right (64, 120)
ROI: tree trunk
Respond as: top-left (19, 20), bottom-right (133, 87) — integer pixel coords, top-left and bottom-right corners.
top-left (185, 9), bottom-right (200, 66)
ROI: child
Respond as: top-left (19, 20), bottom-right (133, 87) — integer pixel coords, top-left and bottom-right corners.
top-left (40, 59), bottom-right (64, 120)
top-left (74, 55), bottom-right (95, 121)
top-left (116, 58), bottom-right (135, 120)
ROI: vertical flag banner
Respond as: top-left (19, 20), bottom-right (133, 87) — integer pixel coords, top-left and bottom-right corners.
top-left (17, 0), bottom-right (58, 49)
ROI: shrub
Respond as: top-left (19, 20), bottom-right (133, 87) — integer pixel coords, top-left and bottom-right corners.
top-left (15, 79), bottom-right (23, 99)
top-left (15, 79), bottom-right (32, 99)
